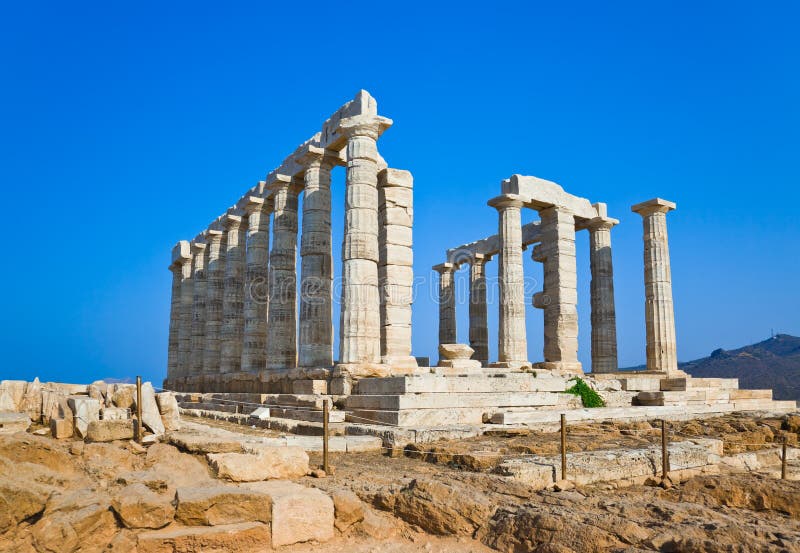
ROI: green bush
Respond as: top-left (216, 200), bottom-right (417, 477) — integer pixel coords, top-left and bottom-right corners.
top-left (565, 377), bottom-right (606, 408)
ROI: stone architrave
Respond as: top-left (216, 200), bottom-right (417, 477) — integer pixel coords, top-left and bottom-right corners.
top-left (378, 168), bottom-right (416, 368)
top-left (189, 241), bottom-right (207, 379)
top-left (586, 216), bottom-right (619, 373)
top-left (433, 263), bottom-right (456, 347)
top-left (538, 206), bottom-right (581, 374)
top-left (468, 253), bottom-right (489, 365)
top-left (266, 177), bottom-right (300, 370)
top-left (488, 194), bottom-right (529, 368)
top-left (241, 196), bottom-right (270, 374)
top-left (632, 198), bottom-right (679, 374)
top-left (297, 147), bottom-right (335, 368)
top-left (175, 243), bottom-right (193, 379)
top-left (338, 115), bottom-right (389, 365)
top-left (203, 229), bottom-right (225, 375)
top-left (221, 214), bottom-right (245, 374)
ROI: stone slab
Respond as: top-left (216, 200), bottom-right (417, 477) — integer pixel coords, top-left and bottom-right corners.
top-left (355, 374), bottom-right (568, 395)
top-left (0, 412), bottom-right (30, 434)
top-left (346, 391), bottom-right (573, 411)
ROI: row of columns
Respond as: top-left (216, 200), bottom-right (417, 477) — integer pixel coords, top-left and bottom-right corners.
top-left (166, 122), bottom-right (415, 384)
top-left (435, 197), bottom-right (677, 375)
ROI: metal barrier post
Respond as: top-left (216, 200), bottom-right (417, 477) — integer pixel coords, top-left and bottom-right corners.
top-left (560, 413), bottom-right (567, 480)
top-left (136, 376), bottom-right (143, 444)
top-left (323, 399), bottom-right (330, 474)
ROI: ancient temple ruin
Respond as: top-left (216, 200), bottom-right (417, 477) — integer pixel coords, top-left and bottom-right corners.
top-left (165, 91), bottom-right (794, 431)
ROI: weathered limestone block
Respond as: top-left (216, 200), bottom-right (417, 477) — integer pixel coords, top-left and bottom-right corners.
top-left (85, 419), bottom-right (135, 442)
top-left (0, 380), bottom-right (27, 411)
top-left (332, 489), bottom-right (365, 532)
top-left (112, 483), bottom-right (175, 529)
top-left (174, 486), bottom-right (272, 526)
top-left (292, 379), bottom-right (327, 395)
top-left (0, 412), bottom-right (30, 434)
top-left (155, 392), bottom-right (181, 431)
top-left (243, 480), bottom-right (334, 547)
top-left (208, 446), bottom-right (309, 481)
top-left (100, 407), bottom-right (128, 421)
top-left (67, 396), bottom-right (101, 438)
top-left (20, 378), bottom-right (43, 422)
top-left (110, 384), bottom-right (136, 409)
top-left (137, 522), bottom-right (271, 552)
top-left (50, 417), bottom-right (73, 439)
top-left (141, 383), bottom-right (165, 435)
top-left (0, 388), bottom-right (15, 412)
top-left (439, 343), bottom-right (474, 360)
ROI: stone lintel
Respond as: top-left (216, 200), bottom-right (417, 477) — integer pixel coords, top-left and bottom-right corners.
top-left (631, 198), bottom-right (676, 215)
top-left (502, 174), bottom-right (597, 219)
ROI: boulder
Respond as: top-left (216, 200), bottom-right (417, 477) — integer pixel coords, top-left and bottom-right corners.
top-left (30, 490), bottom-right (118, 553)
top-left (174, 485), bottom-right (272, 526)
top-left (0, 472), bottom-right (52, 534)
top-left (438, 343), bottom-right (474, 360)
top-left (67, 396), bottom-right (101, 438)
top-left (111, 483), bottom-right (174, 529)
top-left (20, 377), bottom-right (43, 422)
top-left (209, 446), bottom-right (309, 482)
top-left (111, 384), bottom-right (136, 409)
top-left (332, 489), bottom-right (365, 532)
top-left (88, 381), bottom-right (108, 403)
top-left (155, 392), bottom-right (181, 431)
top-left (85, 419), bottom-right (134, 442)
top-left (356, 507), bottom-right (398, 539)
top-left (140, 383), bottom-right (165, 435)
top-left (243, 480), bottom-right (334, 547)
top-left (0, 412), bottom-right (30, 434)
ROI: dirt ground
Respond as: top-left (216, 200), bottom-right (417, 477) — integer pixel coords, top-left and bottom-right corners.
top-left (1, 413), bottom-right (799, 552)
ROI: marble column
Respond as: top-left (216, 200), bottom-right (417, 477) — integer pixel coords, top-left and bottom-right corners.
top-left (469, 254), bottom-right (489, 365)
top-left (587, 217), bottom-right (619, 373)
top-left (242, 197), bottom-right (269, 374)
top-left (378, 168), bottom-right (416, 367)
top-left (203, 229), bottom-right (225, 375)
top-left (433, 262), bottom-right (456, 346)
top-left (488, 194), bottom-right (528, 367)
top-left (266, 178), bottom-right (299, 370)
top-left (221, 214), bottom-right (245, 373)
top-left (538, 206), bottom-right (581, 373)
top-left (298, 147), bottom-right (334, 367)
top-left (177, 248), bottom-right (194, 379)
top-left (189, 241), bottom-right (207, 379)
top-left (632, 198), bottom-right (679, 374)
top-left (167, 241), bottom-right (190, 382)
top-left (338, 116), bottom-right (385, 364)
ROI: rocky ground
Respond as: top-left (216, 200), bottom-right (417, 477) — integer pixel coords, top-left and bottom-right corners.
top-left (1, 413), bottom-right (799, 552)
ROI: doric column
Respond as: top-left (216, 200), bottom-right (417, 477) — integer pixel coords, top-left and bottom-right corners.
top-left (488, 194), bottom-right (528, 368)
top-left (189, 241), bottom-right (207, 379)
top-left (266, 177), bottom-right (300, 370)
top-left (587, 217), bottom-right (619, 373)
top-left (338, 116), bottom-right (386, 364)
top-left (177, 245), bottom-right (193, 380)
top-left (203, 229), bottom-right (225, 375)
top-left (433, 262), bottom-right (456, 346)
top-left (297, 147), bottom-right (334, 367)
top-left (538, 206), bottom-right (581, 374)
top-left (468, 254), bottom-right (489, 365)
top-left (378, 168), bottom-right (416, 368)
top-left (221, 214), bottom-right (245, 373)
top-left (167, 241), bottom-right (190, 383)
top-left (242, 197), bottom-right (269, 374)
top-left (632, 198), bottom-right (679, 374)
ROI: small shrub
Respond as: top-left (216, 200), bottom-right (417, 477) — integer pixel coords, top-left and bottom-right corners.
top-left (565, 377), bottom-right (606, 408)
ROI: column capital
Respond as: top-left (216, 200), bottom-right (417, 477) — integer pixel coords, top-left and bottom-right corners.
top-left (242, 196), bottom-right (265, 215)
top-left (220, 213), bottom-right (243, 230)
top-left (205, 229), bottom-right (224, 243)
top-left (190, 241), bottom-right (207, 254)
top-left (169, 240), bottom-right (191, 271)
top-left (632, 198), bottom-right (676, 216)
top-left (294, 144), bottom-right (338, 170)
top-left (338, 114), bottom-right (393, 140)
top-left (432, 262), bottom-right (455, 274)
top-left (488, 194), bottom-right (525, 210)
top-left (581, 216), bottom-right (619, 232)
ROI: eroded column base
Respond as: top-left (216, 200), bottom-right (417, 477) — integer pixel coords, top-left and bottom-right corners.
top-left (534, 361), bottom-right (584, 376)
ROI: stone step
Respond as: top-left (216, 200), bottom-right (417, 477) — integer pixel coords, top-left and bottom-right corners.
top-left (269, 407), bottom-right (345, 424)
top-left (660, 378), bottom-right (739, 391)
top-left (356, 373), bottom-right (568, 395)
top-left (347, 407), bottom-right (487, 427)
top-left (489, 404), bottom-right (737, 425)
top-left (346, 391), bottom-right (577, 411)
top-left (636, 389), bottom-right (733, 406)
top-left (728, 389), bottom-right (772, 400)
top-left (733, 399), bottom-right (797, 411)
top-left (137, 522), bottom-right (272, 551)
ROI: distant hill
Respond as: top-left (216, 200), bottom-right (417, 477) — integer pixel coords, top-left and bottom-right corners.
top-left (623, 334), bottom-right (800, 401)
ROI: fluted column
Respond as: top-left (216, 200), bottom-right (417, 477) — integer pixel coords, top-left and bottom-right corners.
top-left (338, 116), bottom-right (386, 364)
top-left (433, 263), bottom-right (456, 346)
top-left (221, 214), bottom-right (245, 373)
top-left (469, 254), bottom-right (489, 365)
top-left (632, 198), bottom-right (679, 374)
top-left (242, 197), bottom-right (269, 374)
top-left (167, 241), bottom-right (190, 383)
top-left (587, 217), bottom-right (619, 373)
top-left (189, 241), bottom-right (207, 379)
top-left (298, 147), bottom-right (334, 367)
top-left (538, 206), bottom-right (581, 374)
top-left (266, 178), bottom-right (299, 370)
top-left (203, 229), bottom-right (225, 375)
top-left (177, 247), bottom-right (194, 379)
top-left (488, 194), bottom-right (528, 368)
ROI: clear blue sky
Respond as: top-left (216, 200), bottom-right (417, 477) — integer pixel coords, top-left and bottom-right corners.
top-left (1, 1), bottom-right (798, 385)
